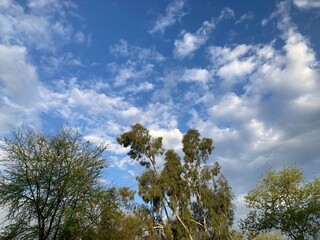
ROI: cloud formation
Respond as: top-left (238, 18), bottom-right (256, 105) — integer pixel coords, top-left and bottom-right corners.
top-left (149, 0), bottom-right (187, 35)
top-left (0, 0), bottom-right (74, 51)
top-left (173, 7), bottom-right (234, 59)
top-left (293, 0), bottom-right (320, 9)
top-left (188, 3), bottom-right (320, 206)
top-left (181, 68), bottom-right (211, 83)
top-left (173, 20), bottom-right (215, 59)
top-left (0, 44), bottom-right (44, 132)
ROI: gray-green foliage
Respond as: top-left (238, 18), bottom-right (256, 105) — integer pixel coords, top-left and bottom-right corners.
top-left (240, 166), bottom-right (320, 240)
top-left (117, 123), bottom-right (234, 239)
top-left (0, 127), bottom-right (107, 240)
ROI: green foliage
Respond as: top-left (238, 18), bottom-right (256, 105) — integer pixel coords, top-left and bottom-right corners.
top-left (118, 123), bottom-right (234, 240)
top-left (240, 166), bottom-right (320, 240)
top-left (0, 127), bottom-right (108, 240)
top-left (252, 231), bottom-right (283, 240)
top-left (117, 123), bottom-right (163, 168)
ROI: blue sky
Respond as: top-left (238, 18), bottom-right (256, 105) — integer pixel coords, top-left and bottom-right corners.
top-left (0, 0), bottom-right (320, 225)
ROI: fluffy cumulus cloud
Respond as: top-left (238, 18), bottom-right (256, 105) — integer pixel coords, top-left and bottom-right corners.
top-left (174, 20), bottom-right (215, 59)
top-left (187, 4), bottom-right (320, 210)
top-left (209, 44), bottom-right (257, 86)
top-left (217, 58), bottom-right (255, 83)
top-left (0, 44), bottom-right (44, 132)
top-left (209, 93), bottom-right (255, 121)
top-left (150, 128), bottom-right (183, 151)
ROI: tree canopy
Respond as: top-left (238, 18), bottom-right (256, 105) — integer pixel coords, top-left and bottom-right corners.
top-left (0, 127), bottom-right (109, 240)
top-left (240, 166), bottom-right (320, 240)
top-left (117, 123), bottom-right (234, 239)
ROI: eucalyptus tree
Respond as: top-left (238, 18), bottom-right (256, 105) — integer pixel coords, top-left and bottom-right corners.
top-left (0, 127), bottom-right (109, 240)
top-left (117, 123), bottom-right (234, 239)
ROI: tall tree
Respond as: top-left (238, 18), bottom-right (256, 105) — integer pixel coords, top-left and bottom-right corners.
top-left (182, 129), bottom-right (234, 239)
top-left (117, 123), bottom-right (168, 238)
top-left (117, 123), bottom-right (234, 239)
top-left (0, 127), bottom-right (108, 240)
top-left (240, 166), bottom-right (320, 240)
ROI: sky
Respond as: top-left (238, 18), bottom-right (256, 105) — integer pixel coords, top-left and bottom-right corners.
top-left (0, 0), bottom-right (320, 226)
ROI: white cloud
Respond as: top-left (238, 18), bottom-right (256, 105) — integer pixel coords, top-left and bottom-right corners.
top-left (149, 0), bottom-right (187, 35)
top-left (216, 7), bottom-right (235, 22)
top-left (174, 20), bottom-right (215, 59)
top-left (141, 103), bottom-right (178, 130)
top-left (209, 44), bottom-right (252, 65)
top-left (293, 0), bottom-right (320, 9)
top-left (109, 39), bottom-right (129, 57)
top-left (245, 119), bottom-right (284, 152)
top-left (119, 107), bottom-right (141, 119)
top-left (108, 40), bottom-right (164, 88)
top-left (217, 58), bottom-right (256, 83)
top-left (188, 12), bottom-right (320, 217)
top-left (148, 127), bottom-right (184, 168)
top-left (292, 94), bottom-right (320, 112)
top-left (209, 44), bottom-right (256, 86)
top-left (84, 133), bottom-right (128, 156)
top-left (109, 62), bottom-right (154, 87)
top-left (74, 31), bottom-right (86, 44)
top-left (27, 0), bottom-right (76, 13)
top-left (188, 110), bottom-right (239, 143)
top-left (174, 6), bottom-right (237, 59)
top-left (41, 52), bottom-right (84, 76)
top-left (209, 93), bottom-right (255, 122)
top-left (65, 87), bottom-right (130, 116)
top-left (109, 40), bottom-right (165, 63)
top-left (248, 30), bottom-right (318, 100)
top-left (40, 80), bottom-right (144, 132)
top-left (235, 12), bottom-right (254, 24)
top-left (181, 68), bottom-right (210, 83)
top-left (40, 79), bottom-right (179, 156)
top-left (184, 8), bottom-right (320, 227)
top-left (0, 44), bottom-right (45, 132)
top-left (124, 82), bottom-right (154, 93)
top-left (0, 0), bottom-right (74, 51)
top-left (150, 128), bottom-right (183, 151)
top-left (0, 45), bottom-right (40, 105)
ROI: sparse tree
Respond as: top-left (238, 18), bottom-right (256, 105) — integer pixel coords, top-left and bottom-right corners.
top-left (0, 127), bottom-right (108, 240)
top-left (240, 166), bottom-right (320, 240)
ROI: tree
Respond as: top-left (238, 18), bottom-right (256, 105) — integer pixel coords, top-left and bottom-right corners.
top-left (181, 129), bottom-right (234, 239)
top-left (117, 123), bottom-right (234, 239)
top-left (240, 166), bottom-right (320, 240)
top-left (0, 127), bottom-right (109, 240)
